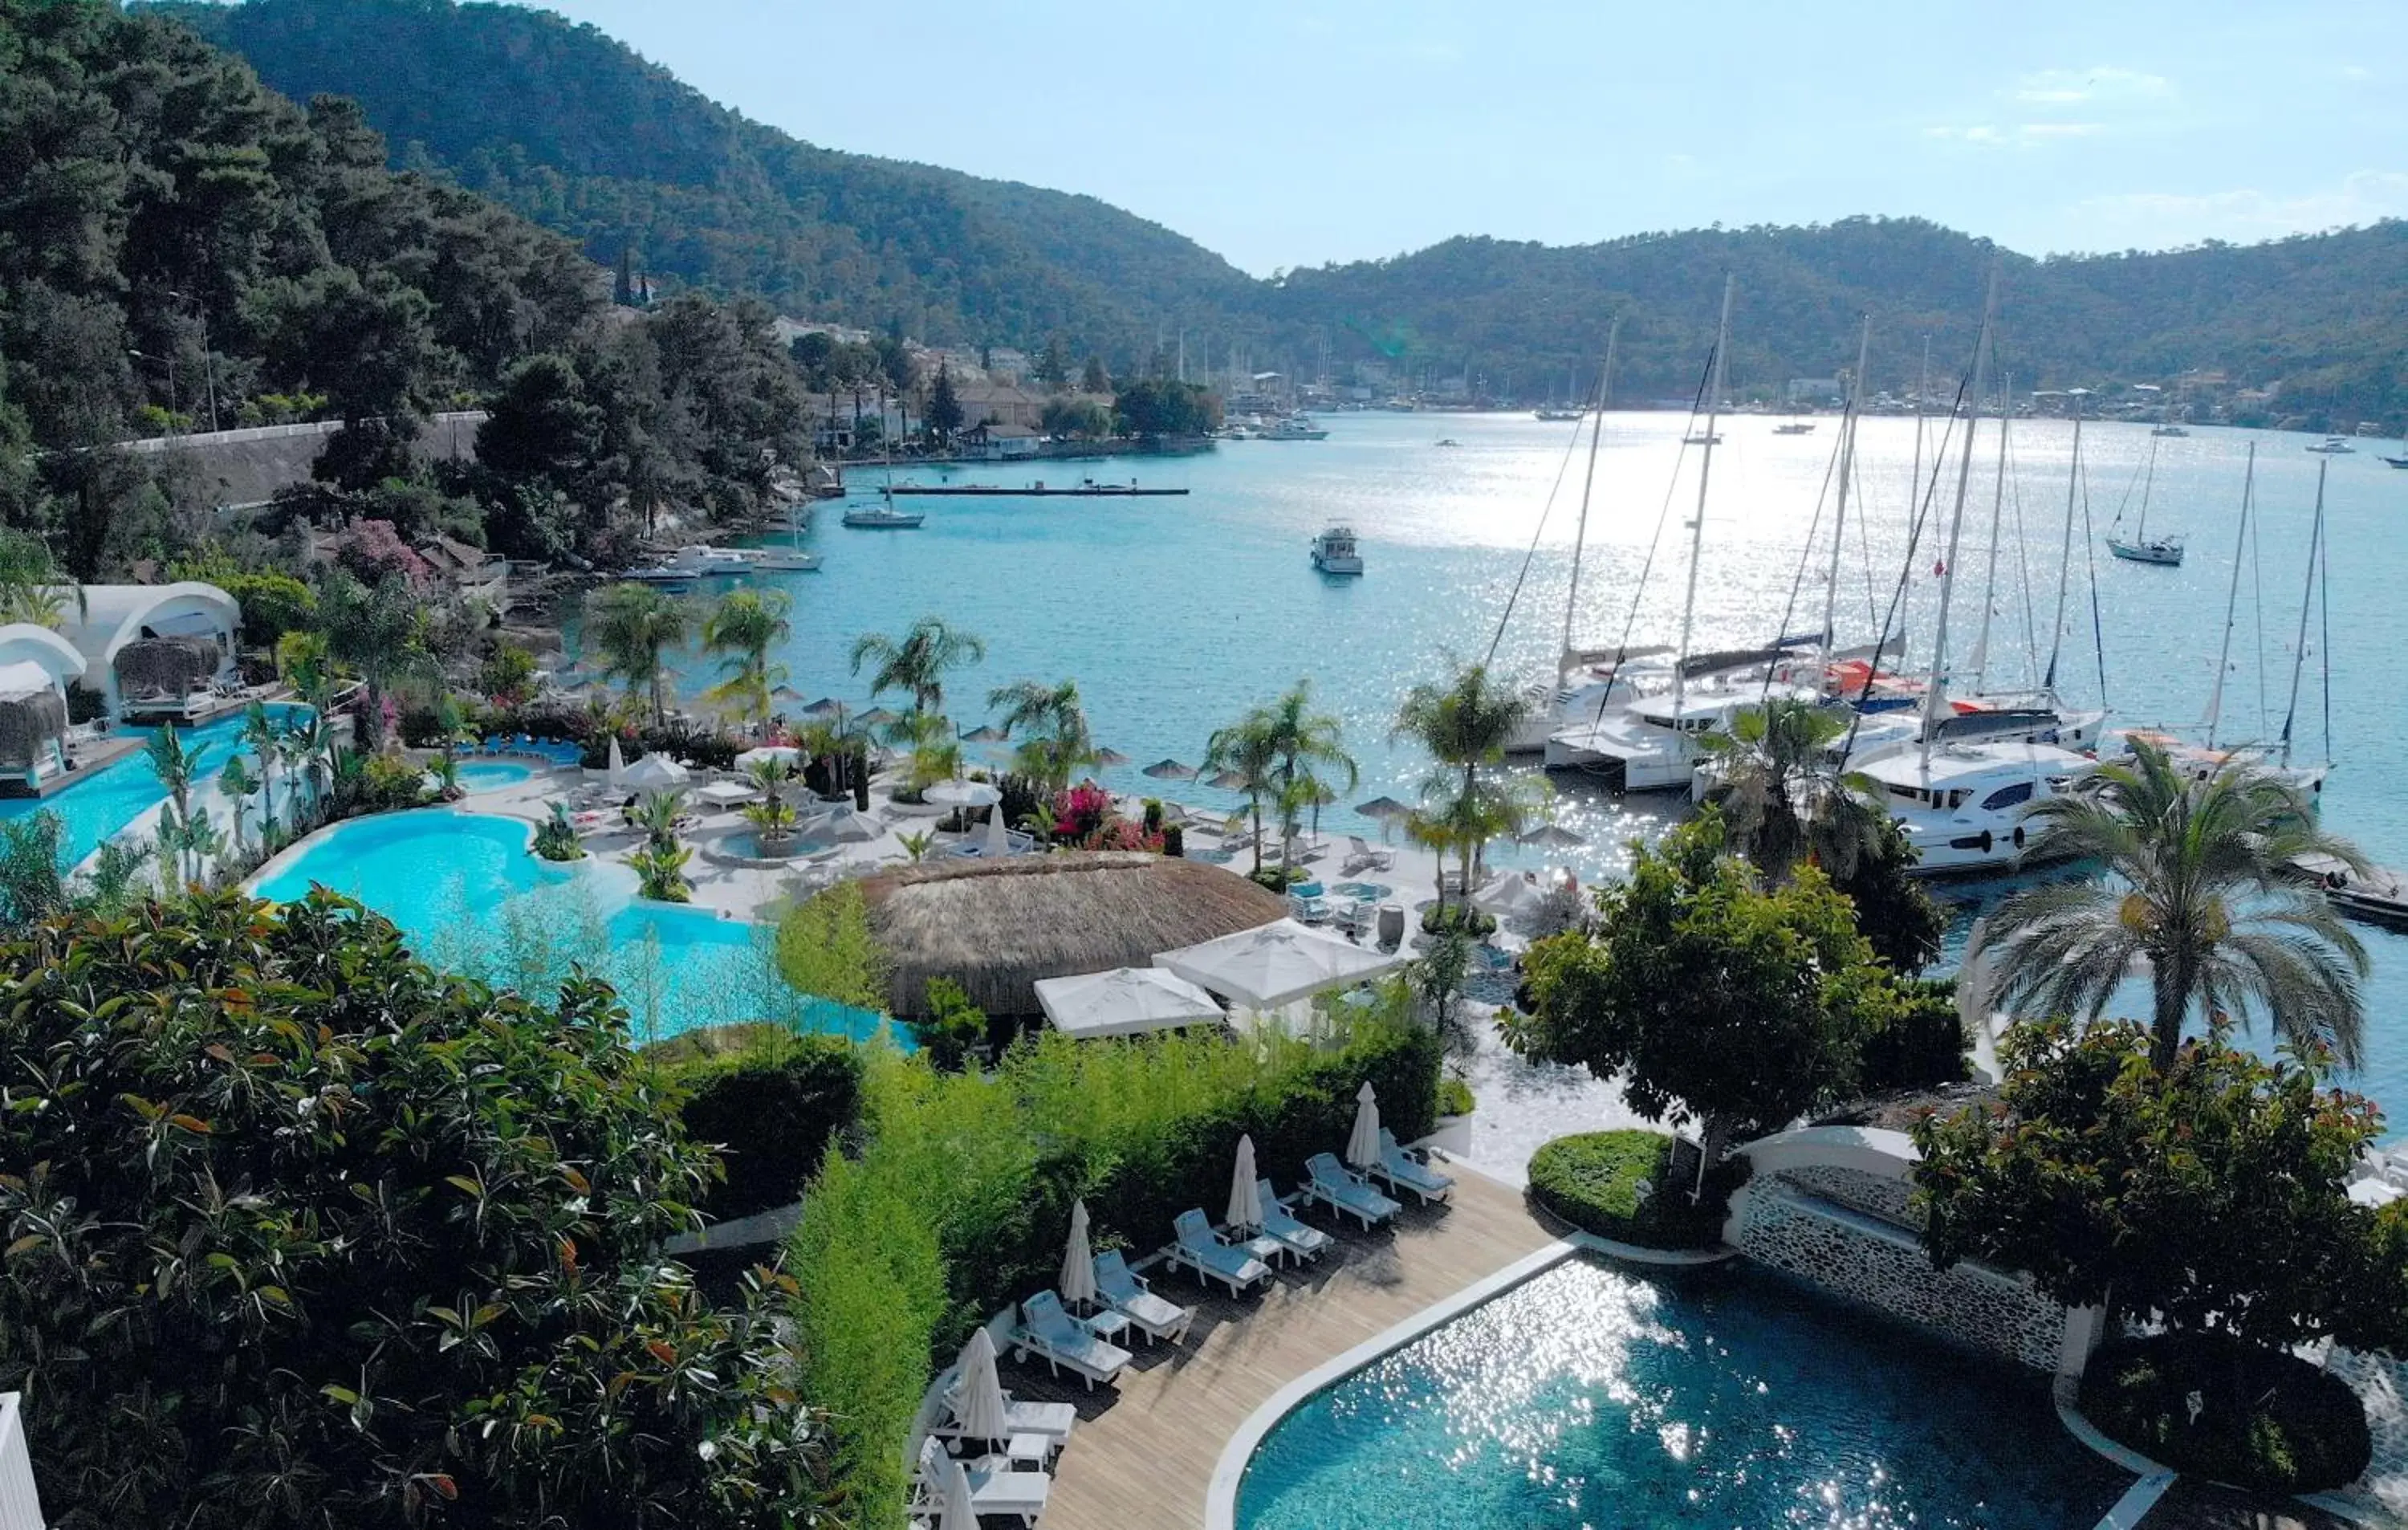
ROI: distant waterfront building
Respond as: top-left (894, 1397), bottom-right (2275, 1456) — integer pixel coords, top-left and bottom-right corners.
top-left (1786, 377), bottom-right (1844, 405)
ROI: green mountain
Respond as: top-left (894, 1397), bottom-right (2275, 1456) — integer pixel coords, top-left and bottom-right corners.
top-left (152, 0), bottom-right (2408, 428)
top-left (158, 0), bottom-right (1258, 360)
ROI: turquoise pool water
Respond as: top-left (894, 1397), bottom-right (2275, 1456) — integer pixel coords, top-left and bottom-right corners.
top-left (0, 704), bottom-right (306, 868)
top-left (449, 759), bottom-right (535, 793)
top-left (1236, 1256), bottom-right (2127, 1530)
top-left (250, 809), bottom-right (887, 1046)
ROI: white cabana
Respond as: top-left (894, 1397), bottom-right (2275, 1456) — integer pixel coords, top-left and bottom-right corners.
top-left (1471, 871), bottom-right (1548, 923)
top-left (1226, 1135), bottom-right (1263, 1231)
top-left (734, 744), bottom-right (801, 773)
top-left (620, 752), bottom-right (690, 791)
top-left (950, 1328), bottom-right (1011, 1446)
top-left (1060, 1199), bottom-right (1096, 1308)
top-left (1034, 966), bottom-right (1224, 1039)
top-left (926, 779), bottom-right (1003, 811)
top-left (53, 581), bottom-right (240, 717)
top-left (1153, 918), bottom-right (1400, 1011)
top-left (1345, 1081), bottom-right (1381, 1170)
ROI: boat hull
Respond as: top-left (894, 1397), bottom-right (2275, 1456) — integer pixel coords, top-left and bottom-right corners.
top-left (2107, 539), bottom-right (2183, 566)
top-left (1311, 554), bottom-right (1363, 575)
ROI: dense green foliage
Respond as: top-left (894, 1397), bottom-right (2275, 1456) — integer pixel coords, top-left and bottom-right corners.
top-left (791, 1005), bottom-right (1440, 1518)
top-left (1507, 812), bottom-right (1914, 1152)
top-left (1914, 1015), bottom-right (2408, 1358)
top-left (2080, 1333), bottom-right (2372, 1493)
top-left (652, 1024), bottom-right (866, 1220)
top-left (0, 889), bottom-right (826, 1529)
top-left (1, 0), bottom-right (804, 575)
top-left (1524, 1130), bottom-right (1735, 1250)
top-left (1855, 977), bottom-right (1971, 1093)
top-left (136, 0), bottom-right (2408, 426)
top-left (775, 882), bottom-right (891, 1013)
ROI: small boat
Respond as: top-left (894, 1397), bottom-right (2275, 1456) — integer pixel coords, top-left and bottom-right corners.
top-left (1262, 416), bottom-right (1328, 441)
top-left (842, 494), bottom-right (925, 529)
top-left (625, 543), bottom-right (759, 580)
top-left (1434, 437), bottom-right (1462, 448)
top-left (2308, 437), bottom-right (2355, 454)
top-left (1310, 525), bottom-right (1364, 576)
top-left (2107, 535), bottom-right (2184, 566)
top-left (1534, 407), bottom-right (1584, 422)
top-left (1772, 420), bottom-right (1816, 435)
top-left (750, 547), bottom-right (821, 572)
top-left (2383, 454), bottom-right (2408, 470)
top-left (2152, 424), bottom-right (2190, 437)
top-left (1683, 431), bottom-right (1723, 446)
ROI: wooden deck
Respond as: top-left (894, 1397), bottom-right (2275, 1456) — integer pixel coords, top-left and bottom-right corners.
top-left (1019, 1170), bottom-right (1559, 1530)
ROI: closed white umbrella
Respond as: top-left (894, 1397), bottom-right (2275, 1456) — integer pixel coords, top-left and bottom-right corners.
top-left (620, 752), bottom-right (689, 791)
top-left (1471, 872), bottom-right (1547, 922)
top-left (1345, 1080), bottom-right (1381, 1170)
top-left (1154, 918), bottom-right (1401, 1011)
top-left (1060, 1199), bottom-right (1096, 1309)
top-left (1226, 1135), bottom-right (1263, 1231)
top-left (938, 1455), bottom-right (979, 1530)
top-left (606, 734), bottom-right (626, 784)
top-left (1034, 966), bottom-right (1224, 1039)
top-left (980, 802), bottom-right (1011, 856)
top-left (951, 1328), bottom-right (1011, 1446)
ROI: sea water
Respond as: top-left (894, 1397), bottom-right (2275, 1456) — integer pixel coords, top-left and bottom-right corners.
top-left (635, 409), bottom-right (2408, 1120)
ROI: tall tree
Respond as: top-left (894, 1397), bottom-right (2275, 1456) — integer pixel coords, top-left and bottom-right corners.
top-left (1393, 658), bottom-right (1530, 906)
top-left (987, 677), bottom-right (1096, 793)
top-left (924, 362), bottom-right (963, 441)
top-left (317, 570), bottom-right (430, 749)
top-left (848, 616), bottom-right (985, 715)
top-left (1202, 705), bottom-right (1281, 878)
top-left (699, 586), bottom-right (791, 729)
top-left (1975, 739), bottom-right (2369, 1071)
top-left (588, 581), bottom-right (692, 726)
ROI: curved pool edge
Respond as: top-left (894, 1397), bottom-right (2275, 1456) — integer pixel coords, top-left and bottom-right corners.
top-left (240, 801), bottom-right (546, 897)
top-left (1203, 1240), bottom-right (1571, 1530)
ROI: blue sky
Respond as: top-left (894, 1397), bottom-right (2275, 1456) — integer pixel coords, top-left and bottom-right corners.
top-left (538, 0), bottom-right (2406, 276)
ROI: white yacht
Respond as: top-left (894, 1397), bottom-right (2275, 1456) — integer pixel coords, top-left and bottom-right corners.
top-left (1861, 741), bottom-right (2101, 874)
top-left (2307, 437), bottom-right (2354, 454)
top-left (842, 495), bottom-right (925, 529)
top-left (1545, 682), bottom-right (1824, 790)
top-left (1505, 655), bottom-right (1670, 755)
top-left (624, 543), bottom-right (760, 581)
top-left (1263, 416), bottom-right (1329, 441)
top-left (1309, 526), bottom-right (1364, 575)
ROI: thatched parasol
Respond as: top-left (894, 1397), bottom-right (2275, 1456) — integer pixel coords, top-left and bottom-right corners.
top-left (856, 852), bottom-right (1286, 1019)
top-left (1141, 758), bottom-right (1197, 781)
top-left (0, 690), bottom-right (67, 771)
top-left (1093, 747), bottom-right (1130, 767)
top-left (112, 636), bottom-right (218, 700)
top-left (1205, 769), bottom-right (1252, 791)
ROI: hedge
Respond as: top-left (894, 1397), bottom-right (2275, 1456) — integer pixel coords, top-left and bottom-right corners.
top-left (2080, 1332), bottom-right (2372, 1493)
top-left (652, 1024), bottom-right (864, 1220)
top-left (1525, 1130), bottom-right (1739, 1250)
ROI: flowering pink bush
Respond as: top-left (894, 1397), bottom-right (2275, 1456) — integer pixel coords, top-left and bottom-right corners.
top-left (1052, 780), bottom-right (1112, 844)
top-left (336, 519), bottom-right (431, 588)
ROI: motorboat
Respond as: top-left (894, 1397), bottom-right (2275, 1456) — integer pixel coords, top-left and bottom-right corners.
top-left (1772, 420), bottom-right (1816, 435)
top-left (1434, 437), bottom-right (1462, 448)
top-left (2152, 424), bottom-right (2190, 437)
top-left (1858, 740), bottom-right (2101, 875)
top-left (1534, 407), bottom-right (1584, 422)
top-left (1263, 416), bottom-right (1329, 441)
top-left (623, 543), bottom-right (759, 580)
top-left (842, 495), bottom-right (925, 529)
top-left (1309, 525), bottom-right (1364, 575)
top-left (2308, 437), bottom-right (2354, 454)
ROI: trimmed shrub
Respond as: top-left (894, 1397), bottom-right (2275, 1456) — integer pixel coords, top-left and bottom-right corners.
top-left (1525, 1129), bottom-right (1739, 1250)
top-left (2080, 1332), bottom-right (2372, 1493)
top-left (655, 1026), bottom-right (864, 1220)
top-left (1858, 977), bottom-right (1970, 1093)
top-left (1438, 1075), bottom-right (1474, 1117)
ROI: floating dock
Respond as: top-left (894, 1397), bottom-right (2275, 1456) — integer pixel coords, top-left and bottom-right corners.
top-left (882, 482), bottom-right (1188, 497)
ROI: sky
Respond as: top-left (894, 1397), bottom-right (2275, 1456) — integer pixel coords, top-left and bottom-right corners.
top-left (535, 0), bottom-right (2407, 277)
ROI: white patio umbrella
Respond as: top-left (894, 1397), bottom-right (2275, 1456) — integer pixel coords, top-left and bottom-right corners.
top-left (1345, 1081), bottom-right (1381, 1170)
top-left (1471, 872), bottom-right (1548, 922)
top-left (951, 1328), bottom-right (1011, 1446)
top-left (926, 779), bottom-right (1003, 811)
top-left (734, 744), bottom-right (801, 772)
top-left (1034, 966), bottom-right (1224, 1039)
top-left (938, 1456), bottom-right (979, 1530)
top-left (1154, 918), bottom-right (1401, 1011)
top-left (1226, 1135), bottom-right (1263, 1231)
top-left (1060, 1199), bottom-right (1096, 1309)
top-left (606, 734), bottom-right (626, 784)
top-left (979, 802), bottom-right (1011, 856)
top-left (620, 752), bottom-right (690, 791)
top-left (799, 804), bottom-right (881, 845)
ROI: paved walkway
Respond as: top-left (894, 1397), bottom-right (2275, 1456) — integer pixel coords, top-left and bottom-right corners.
top-left (1021, 1169), bottom-right (1558, 1530)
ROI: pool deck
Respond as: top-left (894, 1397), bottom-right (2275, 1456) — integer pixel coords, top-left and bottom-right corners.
top-left (1015, 1167), bottom-right (1558, 1530)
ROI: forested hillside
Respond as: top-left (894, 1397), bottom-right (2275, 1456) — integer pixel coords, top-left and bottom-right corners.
top-left (160, 0), bottom-right (1259, 361)
top-left (0, 0), bottom-right (805, 577)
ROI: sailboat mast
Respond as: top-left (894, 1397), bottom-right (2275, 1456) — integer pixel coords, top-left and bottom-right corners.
top-left (1817, 314), bottom-right (1873, 680)
top-left (2205, 442), bottom-right (2254, 751)
top-left (2136, 434), bottom-right (2158, 540)
top-left (1670, 275), bottom-right (1735, 725)
top-left (1561, 317), bottom-right (1621, 675)
top-left (1918, 265), bottom-right (2001, 771)
top-left (1907, 335), bottom-right (1932, 528)
top-left (2280, 458), bottom-right (2328, 767)
top-left (2043, 395), bottom-right (2084, 690)
top-left (1967, 369), bottom-right (2012, 694)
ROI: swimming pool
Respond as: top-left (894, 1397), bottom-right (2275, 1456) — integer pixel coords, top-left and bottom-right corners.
top-left (250, 808), bottom-right (888, 1046)
top-left (1234, 1255), bottom-right (2127, 1530)
top-left (0, 703), bottom-right (307, 868)
top-left (446, 759), bottom-right (536, 793)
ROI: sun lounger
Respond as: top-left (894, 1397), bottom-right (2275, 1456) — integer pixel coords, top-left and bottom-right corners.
top-left (1165, 1208), bottom-right (1273, 1296)
top-left (934, 1386), bottom-right (1076, 1450)
top-left (911, 1438), bottom-right (1049, 1527)
top-left (1300, 1153), bottom-right (1401, 1231)
top-left (1344, 835), bottom-right (1394, 873)
top-left (1012, 1289), bottom-right (1132, 1390)
top-left (1254, 1179), bottom-right (1335, 1262)
top-left (1092, 1249), bottom-right (1194, 1345)
top-left (1373, 1128), bottom-right (1455, 1205)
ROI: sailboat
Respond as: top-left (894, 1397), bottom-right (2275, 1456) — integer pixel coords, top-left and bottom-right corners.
top-left (843, 432), bottom-right (926, 528)
top-left (751, 499), bottom-right (823, 569)
top-left (2105, 433), bottom-right (2184, 565)
top-left (2382, 427), bottom-right (2408, 469)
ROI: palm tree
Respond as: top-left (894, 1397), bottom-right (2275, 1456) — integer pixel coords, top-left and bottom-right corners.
top-left (145, 724), bottom-right (206, 885)
top-left (1975, 739), bottom-right (2371, 1072)
top-left (1259, 679), bottom-right (1357, 861)
top-left (1394, 658), bottom-right (1528, 901)
top-left (241, 702), bottom-right (283, 838)
top-left (0, 529), bottom-right (75, 629)
top-left (988, 677), bottom-right (1097, 793)
top-left (320, 572), bottom-right (433, 749)
top-left (892, 709), bottom-right (962, 796)
top-left (1698, 698), bottom-right (1885, 882)
top-left (1203, 706), bottom-right (1281, 878)
top-left (849, 616), bottom-right (985, 714)
top-left (588, 582), bottom-right (692, 726)
top-left (288, 713), bottom-right (337, 826)
top-left (701, 587), bottom-right (792, 729)
top-left (220, 755), bottom-right (254, 857)
top-left (742, 756), bottom-right (799, 844)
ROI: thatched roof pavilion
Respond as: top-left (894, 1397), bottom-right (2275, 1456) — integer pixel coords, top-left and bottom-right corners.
top-left (856, 852), bottom-right (1287, 1019)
